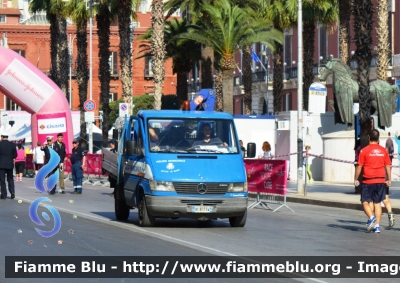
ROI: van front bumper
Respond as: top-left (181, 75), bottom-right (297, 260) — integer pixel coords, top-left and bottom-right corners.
top-left (145, 196), bottom-right (248, 219)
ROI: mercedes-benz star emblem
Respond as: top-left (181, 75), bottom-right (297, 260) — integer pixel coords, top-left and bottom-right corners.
top-left (197, 183), bottom-right (208, 194)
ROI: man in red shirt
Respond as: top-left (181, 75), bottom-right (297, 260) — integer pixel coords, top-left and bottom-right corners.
top-left (354, 129), bottom-right (391, 233)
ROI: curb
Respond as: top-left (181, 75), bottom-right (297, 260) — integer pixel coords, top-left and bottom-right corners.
top-left (249, 193), bottom-right (400, 214)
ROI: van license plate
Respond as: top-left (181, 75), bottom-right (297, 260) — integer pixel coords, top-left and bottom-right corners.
top-left (191, 206), bottom-right (214, 213)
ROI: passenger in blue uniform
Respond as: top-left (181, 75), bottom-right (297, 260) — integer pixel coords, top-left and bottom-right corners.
top-left (70, 139), bottom-right (86, 194)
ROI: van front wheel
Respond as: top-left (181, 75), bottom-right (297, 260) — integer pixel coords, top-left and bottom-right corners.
top-left (138, 194), bottom-right (155, 227)
top-left (229, 209), bottom-right (247, 227)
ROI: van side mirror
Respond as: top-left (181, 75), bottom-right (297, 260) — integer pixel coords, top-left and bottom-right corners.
top-left (246, 142), bottom-right (256, 158)
top-left (126, 140), bottom-right (136, 156)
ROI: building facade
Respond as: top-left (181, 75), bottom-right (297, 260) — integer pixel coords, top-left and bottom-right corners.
top-left (232, 0), bottom-right (400, 115)
top-left (0, 0), bottom-right (178, 116)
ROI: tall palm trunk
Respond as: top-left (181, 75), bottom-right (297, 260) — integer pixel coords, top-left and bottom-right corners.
top-left (339, 0), bottom-right (352, 65)
top-left (376, 0), bottom-right (389, 81)
top-left (221, 69), bottom-right (234, 114)
top-left (174, 59), bottom-right (191, 105)
top-left (353, 0), bottom-right (373, 125)
top-left (151, 0), bottom-right (165, 110)
top-left (302, 21), bottom-right (316, 111)
top-left (97, 5), bottom-right (112, 146)
top-left (49, 13), bottom-right (58, 84)
top-left (76, 19), bottom-right (89, 140)
top-left (201, 45), bottom-right (214, 88)
top-left (272, 43), bottom-right (284, 113)
top-left (118, 0), bottom-right (133, 111)
top-left (242, 46), bottom-right (252, 114)
top-left (215, 68), bottom-right (223, 111)
top-left (176, 72), bottom-right (188, 105)
top-left (56, 18), bottom-right (69, 96)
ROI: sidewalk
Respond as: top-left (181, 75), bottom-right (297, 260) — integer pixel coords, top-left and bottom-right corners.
top-left (280, 180), bottom-right (400, 213)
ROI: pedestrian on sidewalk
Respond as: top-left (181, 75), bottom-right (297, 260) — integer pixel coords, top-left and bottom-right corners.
top-left (258, 141), bottom-right (274, 159)
top-left (354, 129), bottom-right (391, 233)
top-left (394, 131), bottom-right (400, 177)
top-left (303, 145), bottom-right (314, 183)
top-left (32, 141), bottom-right (45, 177)
top-left (14, 144), bottom-right (26, 182)
top-left (70, 139), bottom-right (86, 194)
top-left (0, 132), bottom-right (17, 199)
top-left (53, 133), bottom-right (66, 194)
top-left (386, 132), bottom-right (394, 164)
top-left (43, 136), bottom-right (58, 195)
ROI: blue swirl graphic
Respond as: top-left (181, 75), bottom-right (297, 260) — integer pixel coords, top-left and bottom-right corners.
top-left (29, 197), bottom-right (62, 238)
top-left (34, 147), bottom-right (60, 194)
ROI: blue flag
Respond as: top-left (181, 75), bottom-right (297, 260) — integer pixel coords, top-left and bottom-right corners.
top-left (251, 49), bottom-right (260, 63)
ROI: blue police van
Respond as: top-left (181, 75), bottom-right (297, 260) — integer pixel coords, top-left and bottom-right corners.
top-left (102, 98), bottom-right (255, 227)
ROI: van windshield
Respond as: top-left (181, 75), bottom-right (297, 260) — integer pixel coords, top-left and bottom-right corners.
top-left (147, 118), bottom-right (239, 154)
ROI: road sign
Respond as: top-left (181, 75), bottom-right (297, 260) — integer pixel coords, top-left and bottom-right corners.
top-left (119, 103), bottom-right (129, 117)
top-left (308, 82), bottom-right (327, 113)
top-left (84, 112), bottom-right (95, 123)
top-left (84, 100), bottom-right (96, 112)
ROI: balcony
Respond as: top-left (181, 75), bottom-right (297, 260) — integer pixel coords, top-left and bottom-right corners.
top-left (144, 69), bottom-right (153, 78)
top-left (110, 68), bottom-right (120, 77)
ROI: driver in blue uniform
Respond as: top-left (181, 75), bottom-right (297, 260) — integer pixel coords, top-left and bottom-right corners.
top-left (192, 123), bottom-right (223, 146)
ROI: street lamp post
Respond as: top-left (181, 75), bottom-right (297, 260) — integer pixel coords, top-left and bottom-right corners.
top-left (88, 0), bottom-right (93, 153)
top-left (69, 33), bottom-right (76, 110)
top-left (297, 0), bottom-right (304, 194)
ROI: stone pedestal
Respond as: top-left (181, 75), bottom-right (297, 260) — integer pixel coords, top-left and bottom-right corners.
top-left (322, 130), bottom-right (389, 183)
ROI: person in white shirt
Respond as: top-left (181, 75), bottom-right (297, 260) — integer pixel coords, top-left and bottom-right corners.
top-left (32, 141), bottom-right (45, 177)
top-left (258, 141), bottom-right (274, 159)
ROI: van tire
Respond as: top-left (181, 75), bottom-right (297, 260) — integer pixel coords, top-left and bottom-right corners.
top-left (229, 209), bottom-right (247, 227)
top-left (138, 193), bottom-right (155, 227)
top-left (115, 185), bottom-right (130, 220)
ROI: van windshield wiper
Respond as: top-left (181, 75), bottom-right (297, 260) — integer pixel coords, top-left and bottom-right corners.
top-left (185, 146), bottom-right (228, 154)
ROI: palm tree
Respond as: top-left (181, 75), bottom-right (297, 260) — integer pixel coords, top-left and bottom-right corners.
top-left (66, 0), bottom-right (90, 140)
top-left (96, 0), bottom-right (117, 146)
top-left (30, 0), bottom-right (69, 97)
top-left (138, 17), bottom-right (201, 106)
top-left (376, 0), bottom-right (390, 81)
top-left (353, 0), bottom-right (373, 125)
top-left (151, 0), bottom-right (165, 110)
top-left (242, 45), bottom-right (252, 114)
top-left (302, 0), bottom-right (339, 110)
top-left (176, 0), bottom-right (282, 114)
top-left (118, 0), bottom-right (135, 111)
top-left (165, 0), bottom-right (259, 92)
top-left (338, 0), bottom-right (352, 65)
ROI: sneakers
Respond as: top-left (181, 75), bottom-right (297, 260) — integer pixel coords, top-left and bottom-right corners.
top-left (373, 226), bottom-right (381, 233)
top-left (388, 212), bottom-right (395, 227)
top-left (367, 217), bottom-right (378, 231)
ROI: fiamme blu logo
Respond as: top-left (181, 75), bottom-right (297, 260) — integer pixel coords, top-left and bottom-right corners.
top-left (29, 148), bottom-right (62, 238)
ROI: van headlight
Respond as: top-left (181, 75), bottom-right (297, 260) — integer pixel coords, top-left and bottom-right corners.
top-left (227, 182), bottom-right (247, 192)
top-left (150, 180), bottom-right (175, 192)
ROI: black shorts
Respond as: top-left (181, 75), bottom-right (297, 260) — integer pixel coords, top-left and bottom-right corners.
top-left (385, 186), bottom-right (389, 195)
top-left (15, 161), bottom-right (26, 174)
top-left (361, 183), bottom-right (386, 203)
top-left (34, 163), bottom-right (43, 171)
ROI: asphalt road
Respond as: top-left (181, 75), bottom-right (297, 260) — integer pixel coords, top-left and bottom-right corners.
top-left (1, 178), bottom-right (399, 283)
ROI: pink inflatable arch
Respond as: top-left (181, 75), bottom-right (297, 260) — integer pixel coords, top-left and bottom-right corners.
top-left (0, 47), bottom-right (73, 153)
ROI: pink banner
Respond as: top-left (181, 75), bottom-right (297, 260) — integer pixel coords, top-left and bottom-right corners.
top-left (244, 159), bottom-right (288, 195)
top-left (36, 112), bottom-right (71, 153)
